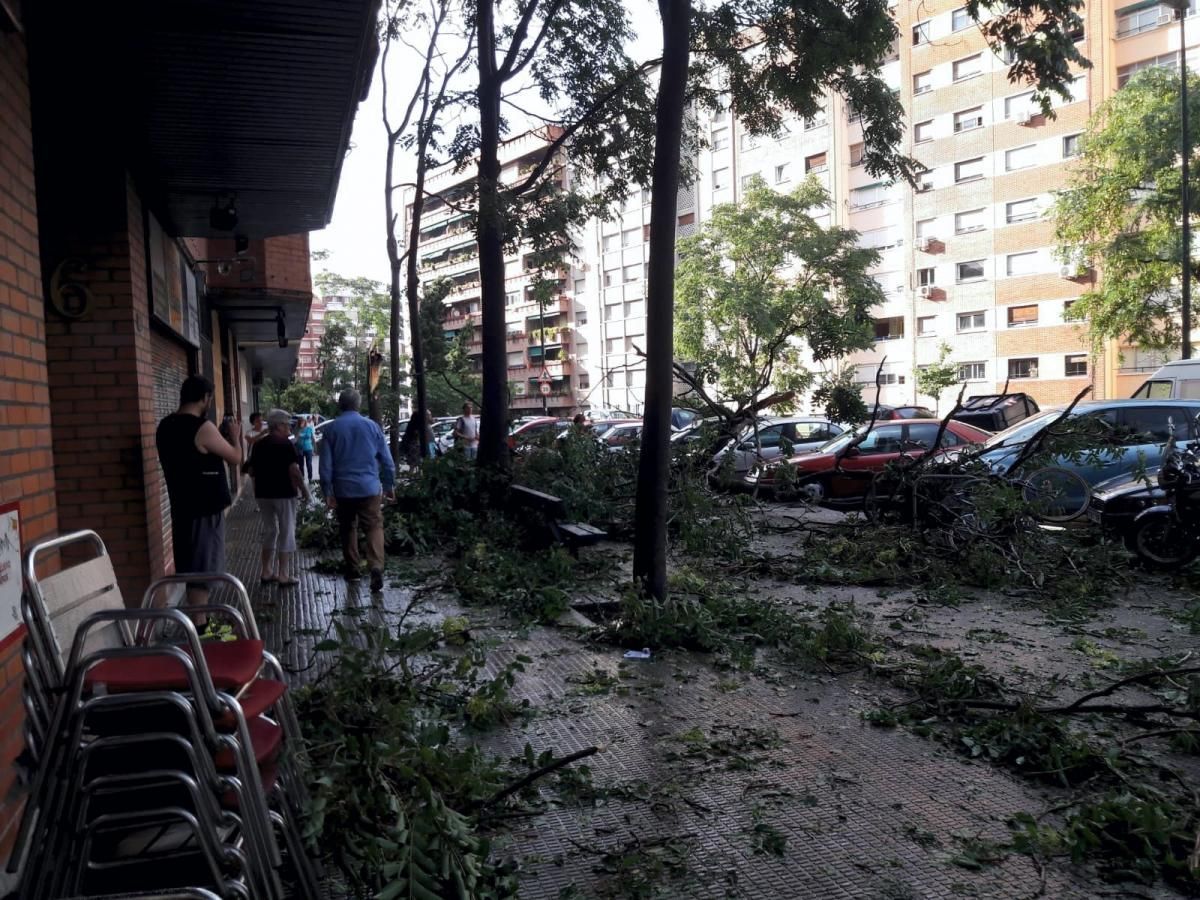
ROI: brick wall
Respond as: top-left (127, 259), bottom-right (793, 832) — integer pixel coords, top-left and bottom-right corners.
top-left (0, 28), bottom-right (58, 864)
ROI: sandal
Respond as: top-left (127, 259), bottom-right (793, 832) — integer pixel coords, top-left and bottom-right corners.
top-left (260, 576), bottom-right (277, 585)
top-left (276, 578), bottom-right (299, 588)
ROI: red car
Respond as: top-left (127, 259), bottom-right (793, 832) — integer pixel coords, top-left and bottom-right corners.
top-left (508, 417), bottom-right (567, 449)
top-left (744, 419), bottom-right (990, 503)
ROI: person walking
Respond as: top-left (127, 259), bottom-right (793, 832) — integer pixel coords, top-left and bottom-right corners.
top-left (424, 409), bottom-right (438, 460)
top-left (297, 415), bottom-right (316, 481)
top-left (248, 409), bottom-right (309, 586)
top-left (319, 389), bottom-right (395, 593)
top-left (247, 411), bottom-right (268, 447)
top-left (155, 375), bottom-right (242, 614)
top-left (453, 402), bottom-right (479, 460)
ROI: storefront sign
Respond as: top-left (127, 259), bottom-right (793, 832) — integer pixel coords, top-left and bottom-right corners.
top-left (0, 502), bottom-right (24, 652)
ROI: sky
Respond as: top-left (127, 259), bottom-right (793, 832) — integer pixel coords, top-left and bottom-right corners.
top-left (310, 2), bottom-right (664, 285)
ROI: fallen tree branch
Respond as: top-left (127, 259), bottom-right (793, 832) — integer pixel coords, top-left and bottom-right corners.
top-left (483, 745), bottom-right (599, 808)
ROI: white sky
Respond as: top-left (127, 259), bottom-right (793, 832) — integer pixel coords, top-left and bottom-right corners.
top-left (311, 2), bottom-right (664, 284)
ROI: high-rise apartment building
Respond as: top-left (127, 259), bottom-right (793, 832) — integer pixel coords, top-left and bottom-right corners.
top-left (403, 1), bottom-right (1200, 416)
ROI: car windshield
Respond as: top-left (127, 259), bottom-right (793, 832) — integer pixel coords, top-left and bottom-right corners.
top-left (981, 409), bottom-right (1065, 450)
top-left (817, 426), bottom-right (865, 454)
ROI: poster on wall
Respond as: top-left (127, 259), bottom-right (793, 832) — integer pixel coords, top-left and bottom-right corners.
top-left (165, 241), bottom-right (184, 332)
top-left (184, 266), bottom-right (200, 348)
top-left (148, 214), bottom-right (169, 323)
top-left (0, 502), bottom-right (24, 653)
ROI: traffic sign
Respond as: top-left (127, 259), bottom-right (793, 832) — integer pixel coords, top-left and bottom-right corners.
top-left (538, 367), bottom-right (552, 383)
top-left (539, 382), bottom-right (552, 397)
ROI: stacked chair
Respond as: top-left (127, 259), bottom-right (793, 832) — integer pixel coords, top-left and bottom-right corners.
top-left (8, 530), bottom-right (321, 899)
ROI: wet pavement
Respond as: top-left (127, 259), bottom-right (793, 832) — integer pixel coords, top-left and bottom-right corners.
top-left (223, 492), bottom-right (1192, 899)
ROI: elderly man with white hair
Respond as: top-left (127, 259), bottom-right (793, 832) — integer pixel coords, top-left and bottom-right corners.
top-left (247, 408), bottom-right (309, 586)
top-left (318, 389), bottom-right (396, 592)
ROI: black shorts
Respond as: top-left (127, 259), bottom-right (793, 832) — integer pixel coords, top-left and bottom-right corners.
top-left (173, 511), bottom-right (226, 588)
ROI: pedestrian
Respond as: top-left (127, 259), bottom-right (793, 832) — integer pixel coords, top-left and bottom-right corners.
top-left (573, 413), bottom-right (587, 429)
top-left (247, 411), bottom-right (268, 447)
top-left (297, 415), bottom-right (316, 480)
top-left (155, 374), bottom-right (242, 615)
top-left (248, 409), bottom-right (309, 587)
top-left (453, 401), bottom-right (480, 460)
top-left (319, 389), bottom-right (396, 593)
top-left (424, 409), bottom-right (438, 459)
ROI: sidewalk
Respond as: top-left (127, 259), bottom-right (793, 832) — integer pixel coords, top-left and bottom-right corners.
top-left (220, 493), bottom-right (1184, 899)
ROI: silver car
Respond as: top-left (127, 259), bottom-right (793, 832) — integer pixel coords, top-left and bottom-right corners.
top-left (711, 417), bottom-right (846, 477)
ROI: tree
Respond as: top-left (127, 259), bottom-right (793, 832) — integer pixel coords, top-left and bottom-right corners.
top-left (632, 0), bottom-right (1091, 600)
top-left (380, 0), bottom-right (474, 464)
top-left (673, 176), bottom-right (881, 427)
top-left (279, 382), bottom-right (335, 418)
top-left (916, 342), bottom-right (960, 413)
top-left (419, 277), bottom-right (483, 414)
top-left (468, 0), bottom-right (657, 468)
top-left (1054, 67), bottom-right (1200, 353)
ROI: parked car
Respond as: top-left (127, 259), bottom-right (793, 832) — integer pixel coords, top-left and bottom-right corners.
top-left (1131, 359), bottom-right (1200, 400)
top-left (1086, 469), bottom-right (1165, 547)
top-left (603, 422), bottom-right (643, 448)
top-left (582, 408), bottom-right (636, 422)
top-left (712, 417), bottom-right (846, 480)
top-left (962, 400), bottom-right (1200, 490)
top-left (746, 419), bottom-right (990, 502)
top-left (867, 405), bottom-right (937, 421)
top-left (671, 407), bottom-right (702, 431)
top-left (508, 416), bottom-right (569, 449)
top-left (951, 393), bottom-right (1039, 433)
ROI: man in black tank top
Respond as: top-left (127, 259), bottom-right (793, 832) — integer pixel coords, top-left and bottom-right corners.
top-left (155, 375), bottom-right (243, 614)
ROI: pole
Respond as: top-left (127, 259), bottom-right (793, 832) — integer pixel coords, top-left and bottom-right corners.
top-left (540, 295), bottom-right (548, 414)
top-left (1180, 0), bottom-right (1193, 358)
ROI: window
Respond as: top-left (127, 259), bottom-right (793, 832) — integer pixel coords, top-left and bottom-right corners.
top-left (805, 152), bottom-right (828, 173)
top-left (603, 268), bottom-right (619, 287)
top-left (953, 54), bottom-right (983, 81)
top-left (712, 129), bottom-right (730, 150)
top-left (712, 100), bottom-right (728, 123)
top-left (712, 167), bottom-right (730, 190)
top-left (850, 183), bottom-right (891, 209)
top-left (507, 351), bottom-right (524, 367)
top-left (1118, 53), bottom-right (1181, 88)
top-left (624, 299), bottom-right (644, 318)
top-left (955, 157), bottom-right (985, 182)
top-left (1007, 304), bottom-right (1039, 327)
top-left (914, 120), bottom-right (934, 143)
top-left (1006, 197), bottom-right (1040, 223)
top-left (913, 70), bottom-right (932, 94)
top-left (1063, 133), bottom-right (1082, 158)
top-left (774, 162), bottom-right (792, 184)
top-left (850, 142), bottom-right (865, 166)
top-left (913, 20), bottom-right (931, 44)
top-left (602, 234), bottom-right (619, 252)
top-left (804, 113), bottom-right (827, 130)
top-left (917, 315), bottom-right (937, 336)
top-left (955, 208), bottom-right (987, 233)
top-left (951, 6), bottom-right (972, 30)
top-left (957, 310), bottom-right (986, 331)
top-left (740, 174), bottom-right (757, 190)
top-left (1004, 91), bottom-right (1035, 120)
top-left (641, 187), bottom-right (652, 205)
top-left (957, 259), bottom-right (985, 281)
top-left (1065, 354), bottom-right (1088, 376)
top-left (873, 316), bottom-right (905, 341)
top-left (1005, 144), bottom-right (1038, 171)
top-left (1006, 251), bottom-right (1039, 276)
top-left (677, 212), bottom-right (695, 226)
top-left (740, 133), bottom-right (758, 151)
top-left (603, 304), bottom-right (616, 321)
top-left (918, 267), bottom-right (936, 286)
top-left (1063, 299), bottom-right (1077, 317)
top-left (1008, 357), bottom-right (1039, 379)
top-left (622, 264), bottom-right (640, 283)
top-left (916, 218), bottom-right (936, 239)
top-left (858, 424), bottom-right (906, 452)
top-left (576, 310), bottom-right (588, 326)
top-left (573, 277), bottom-right (585, 294)
top-left (505, 291), bottom-right (519, 307)
top-left (621, 228), bottom-right (640, 247)
top-left (954, 107), bottom-right (983, 132)
top-left (959, 361), bottom-right (986, 381)
top-left (1116, 5), bottom-right (1172, 39)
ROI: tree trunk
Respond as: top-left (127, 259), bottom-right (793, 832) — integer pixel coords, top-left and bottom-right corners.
top-left (632, 0), bottom-right (691, 600)
top-left (385, 134), bottom-right (407, 464)
top-left (474, 0), bottom-right (509, 470)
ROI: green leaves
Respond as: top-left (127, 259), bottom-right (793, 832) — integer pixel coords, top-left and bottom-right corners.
top-left (1054, 68), bottom-right (1200, 351)
top-left (674, 174), bottom-right (880, 421)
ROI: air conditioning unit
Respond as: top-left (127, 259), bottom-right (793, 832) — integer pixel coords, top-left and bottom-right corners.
top-left (513, 382), bottom-right (528, 396)
top-left (1157, 12), bottom-right (1173, 25)
top-left (1018, 112), bottom-right (1037, 126)
top-left (919, 285), bottom-right (937, 298)
top-left (919, 237), bottom-right (937, 252)
top-left (916, 180), bottom-right (934, 193)
top-left (1059, 263), bottom-right (1086, 279)
top-left (959, 117), bottom-right (982, 130)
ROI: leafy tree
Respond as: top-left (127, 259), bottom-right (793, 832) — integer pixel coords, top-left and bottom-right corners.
top-left (1054, 67), bottom-right (1200, 353)
top-left (633, 0), bottom-right (1092, 599)
top-left (279, 382), bottom-right (334, 418)
top-left (673, 176), bottom-right (880, 426)
top-left (419, 279), bottom-right (482, 415)
top-left (916, 342), bottom-right (960, 413)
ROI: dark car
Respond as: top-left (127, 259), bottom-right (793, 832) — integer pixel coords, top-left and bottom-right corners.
top-left (965, 400), bottom-right (1200, 489)
top-left (952, 393), bottom-right (1039, 433)
top-left (1086, 469), bottom-right (1165, 547)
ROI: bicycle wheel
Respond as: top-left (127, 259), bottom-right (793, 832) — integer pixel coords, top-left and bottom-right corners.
top-left (1021, 466), bottom-right (1091, 523)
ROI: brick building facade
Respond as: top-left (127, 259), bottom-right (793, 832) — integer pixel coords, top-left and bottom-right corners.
top-left (0, 0), bottom-right (380, 879)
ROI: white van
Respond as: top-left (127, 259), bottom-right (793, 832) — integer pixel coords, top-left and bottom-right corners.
top-left (1131, 359), bottom-right (1200, 399)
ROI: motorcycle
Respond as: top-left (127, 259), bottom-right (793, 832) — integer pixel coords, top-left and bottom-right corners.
top-left (1130, 428), bottom-right (1200, 570)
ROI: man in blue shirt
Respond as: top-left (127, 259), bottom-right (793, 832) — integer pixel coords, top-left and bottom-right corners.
top-left (319, 389), bottom-right (396, 592)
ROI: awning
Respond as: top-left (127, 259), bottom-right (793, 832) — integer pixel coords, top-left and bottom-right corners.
top-left (26, 0), bottom-right (381, 239)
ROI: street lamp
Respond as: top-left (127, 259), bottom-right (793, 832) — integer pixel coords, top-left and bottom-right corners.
top-left (1170, 0), bottom-right (1194, 358)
